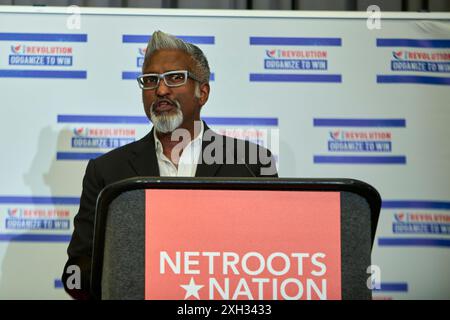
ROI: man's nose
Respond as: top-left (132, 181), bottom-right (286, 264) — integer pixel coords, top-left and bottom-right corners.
top-left (155, 79), bottom-right (171, 97)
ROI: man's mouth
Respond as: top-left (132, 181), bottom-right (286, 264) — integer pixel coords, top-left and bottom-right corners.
top-left (153, 100), bottom-right (175, 113)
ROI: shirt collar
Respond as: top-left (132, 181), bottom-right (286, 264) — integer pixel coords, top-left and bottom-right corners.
top-left (154, 121), bottom-right (204, 155)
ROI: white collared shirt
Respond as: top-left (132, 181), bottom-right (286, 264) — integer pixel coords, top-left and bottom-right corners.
top-left (153, 122), bottom-right (204, 177)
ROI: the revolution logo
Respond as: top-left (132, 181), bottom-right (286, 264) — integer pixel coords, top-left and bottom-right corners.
top-left (266, 49), bottom-right (276, 58)
top-left (392, 51), bottom-right (404, 60)
top-left (390, 49), bottom-right (450, 73)
top-left (7, 208), bottom-right (18, 217)
top-left (0, 33), bottom-right (87, 79)
top-left (392, 211), bottom-right (450, 235)
top-left (8, 43), bottom-right (74, 66)
top-left (328, 130), bottom-right (392, 152)
top-left (4, 206), bottom-right (71, 230)
top-left (314, 118), bottom-right (406, 165)
top-left (73, 127), bottom-right (87, 136)
top-left (263, 48), bottom-right (328, 71)
top-left (250, 36), bottom-right (341, 83)
top-left (377, 38), bottom-right (450, 85)
top-left (71, 127), bottom-right (135, 149)
top-left (11, 45), bottom-right (23, 54)
top-left (392, 50), bottom-right (450, 62)
top-left (394, 213), bottom-right (406, 222)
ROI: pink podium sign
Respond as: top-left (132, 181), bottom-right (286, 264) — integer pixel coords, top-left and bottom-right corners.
top-left (145, 189), bottom-right (341, 300)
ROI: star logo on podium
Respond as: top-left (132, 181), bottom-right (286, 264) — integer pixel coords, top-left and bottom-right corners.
top-left (180, 277), bottom-right (204, 300)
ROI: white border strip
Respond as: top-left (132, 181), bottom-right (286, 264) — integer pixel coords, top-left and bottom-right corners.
top-left (0, 5), bottom-right (449, 20)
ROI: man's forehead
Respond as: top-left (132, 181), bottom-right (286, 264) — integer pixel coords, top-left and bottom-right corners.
top-left (144, 49), bottom-right (193, 72)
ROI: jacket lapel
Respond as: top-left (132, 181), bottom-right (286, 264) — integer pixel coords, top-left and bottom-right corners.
top-left (128, 129), bottom-right (160, 177)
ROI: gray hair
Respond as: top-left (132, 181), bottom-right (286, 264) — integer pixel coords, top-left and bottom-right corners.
top-left (144, 30), bottom-right (210, 84)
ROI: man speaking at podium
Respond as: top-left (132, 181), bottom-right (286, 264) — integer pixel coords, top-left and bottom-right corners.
top-left (62, 31), bottom-right (278, 299)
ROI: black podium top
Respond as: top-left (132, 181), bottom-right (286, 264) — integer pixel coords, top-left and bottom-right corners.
top-left (91, 177), bottom-right (381, 300)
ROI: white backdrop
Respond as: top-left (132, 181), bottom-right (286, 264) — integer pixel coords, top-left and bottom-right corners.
top-left (0, 6), bottom-right (449, 299)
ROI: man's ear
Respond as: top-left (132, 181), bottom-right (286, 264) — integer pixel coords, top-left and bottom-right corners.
top-left (198, 83), bottom-right (210, 107)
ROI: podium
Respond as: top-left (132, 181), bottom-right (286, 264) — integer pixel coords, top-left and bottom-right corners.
top-left (91, 177), bottom-right (381, 300)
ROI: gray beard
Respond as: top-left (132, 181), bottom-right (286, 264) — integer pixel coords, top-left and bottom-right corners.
top-left (149, 101), bottom-right (184, 133)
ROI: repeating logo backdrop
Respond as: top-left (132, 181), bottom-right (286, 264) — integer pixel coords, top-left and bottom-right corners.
top-left (0, 8), bottom-right (449, 299)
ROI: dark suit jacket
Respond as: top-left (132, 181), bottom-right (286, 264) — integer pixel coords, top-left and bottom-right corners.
top-left (62, 123), bottom-right (277, 299)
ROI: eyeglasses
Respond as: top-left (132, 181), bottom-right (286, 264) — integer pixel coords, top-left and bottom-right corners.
top-left (137, 70), bottom-right (201, 90)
